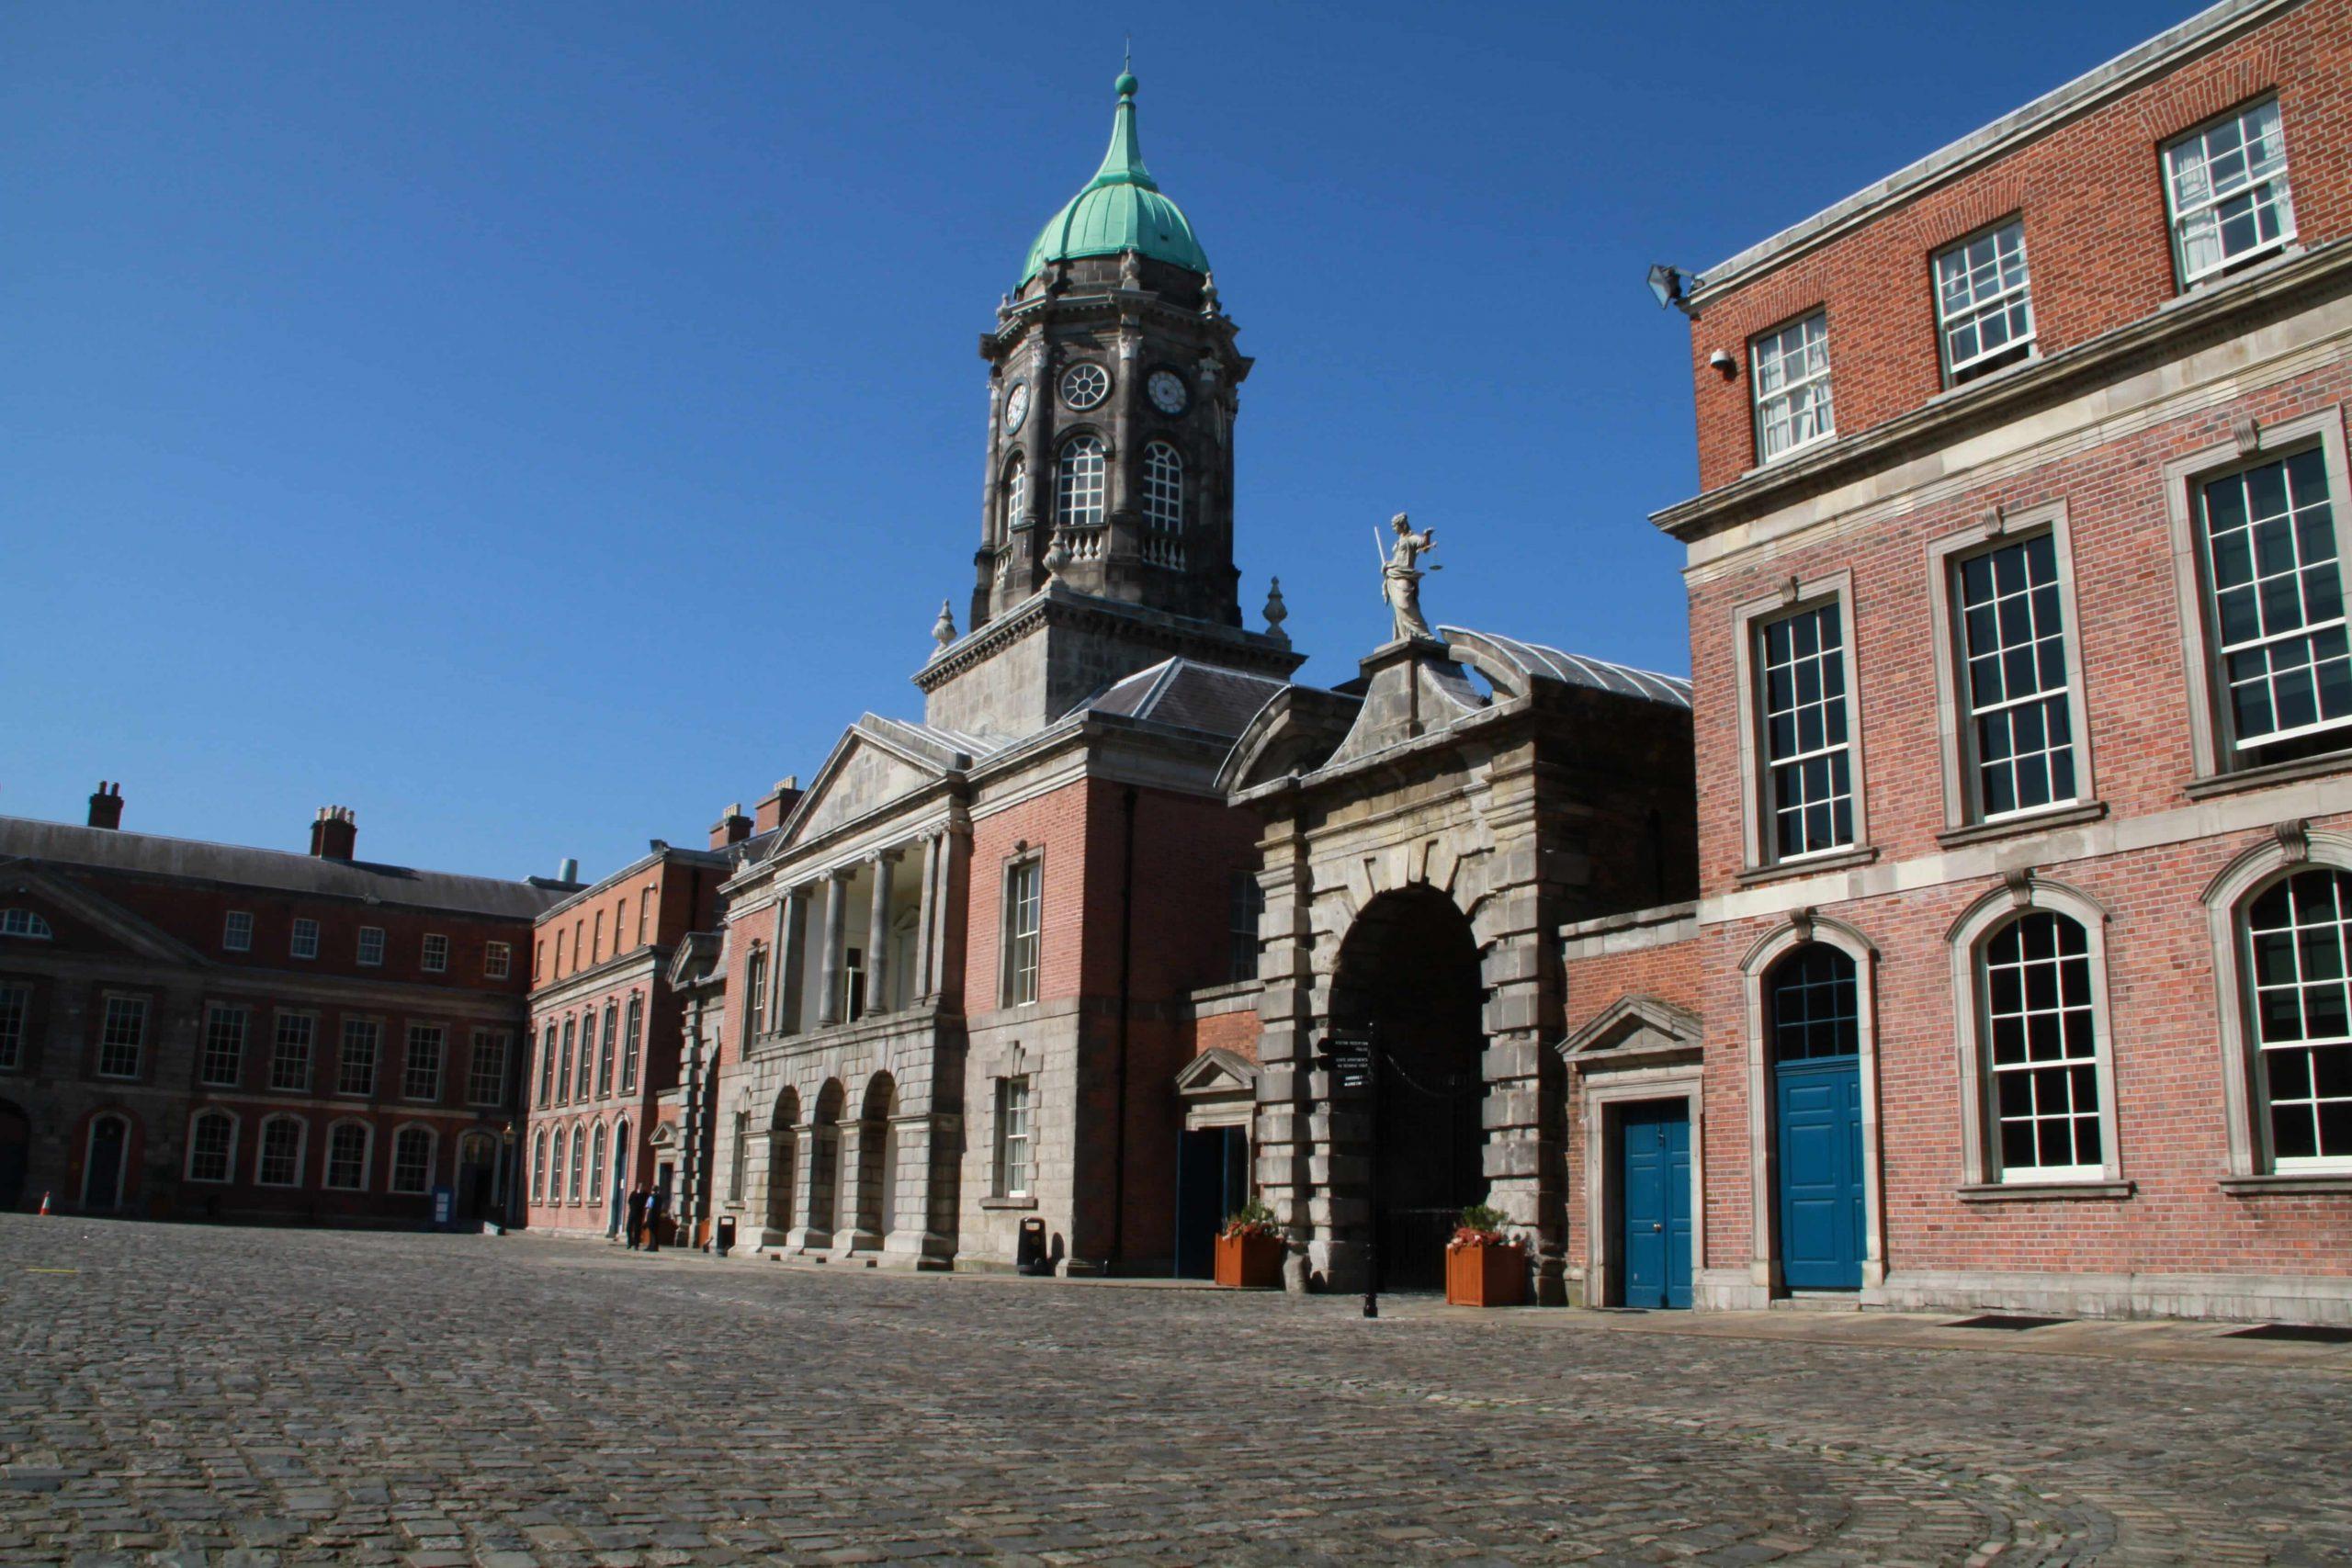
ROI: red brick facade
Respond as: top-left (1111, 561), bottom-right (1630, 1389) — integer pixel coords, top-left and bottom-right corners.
top-left (1567, 0), bottom-right (2352, 1321)
top-left (519, 848), bottom-right (731, 1239)
top-left (0, 802), bottom-right (558, 1225)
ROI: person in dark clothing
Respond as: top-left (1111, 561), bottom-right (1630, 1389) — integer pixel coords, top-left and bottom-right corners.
top-left (644, 1187), bottom-right (664, 1252)
top-left (624, 1187), bottom-right (646, 1250)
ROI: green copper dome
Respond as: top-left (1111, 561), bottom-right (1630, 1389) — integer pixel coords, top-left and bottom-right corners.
top-left (1019, 72), bottom-right (1209, 287)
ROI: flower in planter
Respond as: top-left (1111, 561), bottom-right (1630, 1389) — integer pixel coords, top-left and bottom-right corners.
top-left (1447, 1202), bottom-right (1521, 1250)
top-left (1220, 1199), bottom-right (1282, 1242)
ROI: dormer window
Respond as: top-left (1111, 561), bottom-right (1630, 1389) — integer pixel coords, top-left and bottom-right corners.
top-left (0, 908), bottom-right (53, 940)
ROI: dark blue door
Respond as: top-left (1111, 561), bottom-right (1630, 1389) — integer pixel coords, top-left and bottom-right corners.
top-left (1775, 1057), bottom-right (1863, 1289)
top-left (1619, 1101), bottom-right (1691, 1309)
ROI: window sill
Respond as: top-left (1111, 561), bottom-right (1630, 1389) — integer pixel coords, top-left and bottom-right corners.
top-left (2167, 242), bottom-right (2305, 303)
top-left (1955, 1179), bottom-right (2134, 1202)
top-left (1937, 800), bottom-right (2107, 849)
top-left (2183, 747), bottom-right (2352, 800)
top-left (1932, 346), bottom-right (2041, 400)
top-left (2217, 1171), bottom-right (2352, 1195)
top-left (1736, 845), bottom-right (1879, 887)
top-left (979, 1196), bottom-right (1038, 1212)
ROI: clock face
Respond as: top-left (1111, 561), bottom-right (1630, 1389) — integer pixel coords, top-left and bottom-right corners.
top-left (1061, 362), bottom-right (1110, 411)
top-left (1147, 369), bottom-right (1189, 416)
top-left (1003, 381), bottom-right (1030, 434)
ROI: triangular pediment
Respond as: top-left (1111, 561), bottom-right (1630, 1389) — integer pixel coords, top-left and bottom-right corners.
top-left (0, 863), bottom-right (206, 965)
top-left (1558, 994), bottom-right (1702, 1062)
top-left (782, 719), bottom-right (962, 848)
top-left (1174, 1046), bottom-right (1261, 1099)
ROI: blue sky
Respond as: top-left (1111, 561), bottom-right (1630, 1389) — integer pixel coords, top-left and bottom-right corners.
top-left (2, 0), bottom-right (2189, 881)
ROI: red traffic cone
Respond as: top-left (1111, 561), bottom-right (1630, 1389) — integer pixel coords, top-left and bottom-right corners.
top-left (37, 1190), bottom-right (51, 1215)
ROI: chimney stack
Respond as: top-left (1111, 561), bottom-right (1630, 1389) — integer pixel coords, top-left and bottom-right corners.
top-left (309, 806), bottom-right (357, 860)
top-left (558, 856), bottom-right (580, 884)
top-left (708, 801), bottom-right (752, 850)
top-left (86, 782), bottom-right (124, 830)
top-left (752, 776), bottom-right (803, 835)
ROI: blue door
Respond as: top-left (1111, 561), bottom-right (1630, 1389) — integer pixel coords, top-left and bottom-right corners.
top-left (1775, 1057), bottom-right (1863, 1289)
top-left (1619, 1101), bottom-right (1691, 1309)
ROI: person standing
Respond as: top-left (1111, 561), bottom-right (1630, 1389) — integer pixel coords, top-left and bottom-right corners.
top-left (624, 1186), bottom-right (646, 1250)
top-left (644, 1186), bottom-right (664, 1253)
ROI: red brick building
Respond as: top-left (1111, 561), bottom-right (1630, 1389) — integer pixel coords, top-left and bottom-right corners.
top-left (0, 787), bottom-right (571, 1224)
top-left (1563, 0), bottom-right (2352, 1321)
top-left (516, 810), bottom-right (761, 1240)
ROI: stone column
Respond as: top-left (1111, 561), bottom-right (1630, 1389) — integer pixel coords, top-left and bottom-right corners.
top-left (764, 897), bottom-right (786, 1037)
top-left (1251, 820), bottom-right (1322, 1292)
top-left (777, 885), bottom-right (809, 1034)
top-left (831, 1118), bottom-right (879, 1255)
top-left (911, 833), bottom-right (941, 1004)
top-left (882, 1110), bottom-right (955, 1268)
top-left (786, 1122), bottom-right (831, 1252)
top-left (815, 869), bottom-right (851, 1028)
top-left (865, 849), bottom-right (899, 1017)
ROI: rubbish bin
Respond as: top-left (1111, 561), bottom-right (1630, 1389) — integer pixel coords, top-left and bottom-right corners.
top-left (714, 1216), bottom-right (737, 1257)
top-left (1016, 1216), bottom-right (1050, 1276)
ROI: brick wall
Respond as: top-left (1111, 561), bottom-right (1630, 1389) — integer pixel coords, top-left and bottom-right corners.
top-left (1687, 0), bottom-right (2351, 491)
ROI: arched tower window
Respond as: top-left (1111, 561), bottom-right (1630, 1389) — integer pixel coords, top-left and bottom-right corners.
top-left (1141, 443), bottom-right (1184, 570)
top-left (1000, 454), bottom-right (1027, 544)
top-left (1765, 944), bottom-right (1858, 1062)
top-left (1057, 435), bottom-right (1105, 532)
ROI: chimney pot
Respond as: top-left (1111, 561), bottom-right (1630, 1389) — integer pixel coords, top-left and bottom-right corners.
top-left (86, 781), bottom-right (124, 831)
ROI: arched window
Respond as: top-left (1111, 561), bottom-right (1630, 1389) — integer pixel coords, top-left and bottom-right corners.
top-left (568, 1123), bottom-right (585, 1202)
top-left (548, 1127), bottom-right (566, 1206)
top-left (1765, 944), bottom-right (1858, 1062)
top-left (1142, 442), bottom-right (1182, 533)
top-left (0, 908), bottom-right (53, 940)
top-left (589, 1122), bottom-right (608, 1203)
top-left (1000, 453), bottom-right (1027, 542)
top-left (324, 1122), bottom-right (370, 1190)
top-left (390, 1125), bottom-right (435, 1194)
top-left (256, 1114), bottom-right (306, 1188)
top-left (186, 1109), bottom-right (237, 1183)
top-left (2244, 868), bottom-right (2352, 1168)
top-left (531, 1129), bottom-right (548, 1202)
top-left (1057, 435), bottom-right (1105, 531)
top-left (1981, 910), bottom-right (2100, 1179)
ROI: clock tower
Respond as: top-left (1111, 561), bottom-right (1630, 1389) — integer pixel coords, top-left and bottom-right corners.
top-left (920, 69), bottom-right (1299, 735)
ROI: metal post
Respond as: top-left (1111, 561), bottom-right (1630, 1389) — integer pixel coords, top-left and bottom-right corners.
top-left (1363, 1022), bottom-right (1380, 1320)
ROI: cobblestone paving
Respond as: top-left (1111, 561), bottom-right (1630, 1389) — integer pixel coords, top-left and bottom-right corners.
top-left (1, 1219), bottom-right (2346, 1565)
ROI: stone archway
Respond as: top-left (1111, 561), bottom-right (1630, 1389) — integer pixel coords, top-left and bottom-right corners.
top-left (766, 1087), bottom-right (800, 1240)
top-left (1329, 886), bottom-right (1487, 1291)
top-left (0, 1100), bottom-right (27, 1211)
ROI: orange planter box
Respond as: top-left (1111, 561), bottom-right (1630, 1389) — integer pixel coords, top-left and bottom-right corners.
top-left (1215, 1232), bottom-right (1285, 1288)
top-left (1445, 1242), bottom-right (1526, 1306)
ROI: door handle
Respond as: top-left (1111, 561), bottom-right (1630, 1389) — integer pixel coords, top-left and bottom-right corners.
top-left (1653, 1223), bottom-right (1665, 1232)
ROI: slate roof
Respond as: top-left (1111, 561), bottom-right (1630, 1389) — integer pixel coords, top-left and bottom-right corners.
top-left (1439, 626), bottom-right (1692, 709)
top-left (0, 817), bottom-right (569, 920)
top-left (1079, 658), bottom-right (1294, 739)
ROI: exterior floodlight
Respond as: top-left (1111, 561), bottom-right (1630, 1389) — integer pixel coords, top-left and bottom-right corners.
top-left (1646, 263), bottom-right (1700, 318)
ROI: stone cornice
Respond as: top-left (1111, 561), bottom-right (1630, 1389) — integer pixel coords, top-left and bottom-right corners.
top-left (914, 583), bottom-right (1301, 693)
top-left (526, 949), bottom-right (666, 1012)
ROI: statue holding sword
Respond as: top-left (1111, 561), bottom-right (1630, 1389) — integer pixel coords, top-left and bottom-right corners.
top-left (1377, 512), bottom-right (1442, 642)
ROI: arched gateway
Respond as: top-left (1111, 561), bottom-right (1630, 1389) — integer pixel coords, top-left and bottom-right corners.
top-left (1222, 624), bottom-right (1695, 1300)
top-left (1329, 886), bottom-right (1486, 1290)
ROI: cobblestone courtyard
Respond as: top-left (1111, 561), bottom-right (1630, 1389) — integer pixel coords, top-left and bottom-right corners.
top-left (2, 1219), bottom-right (2347, 1565)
